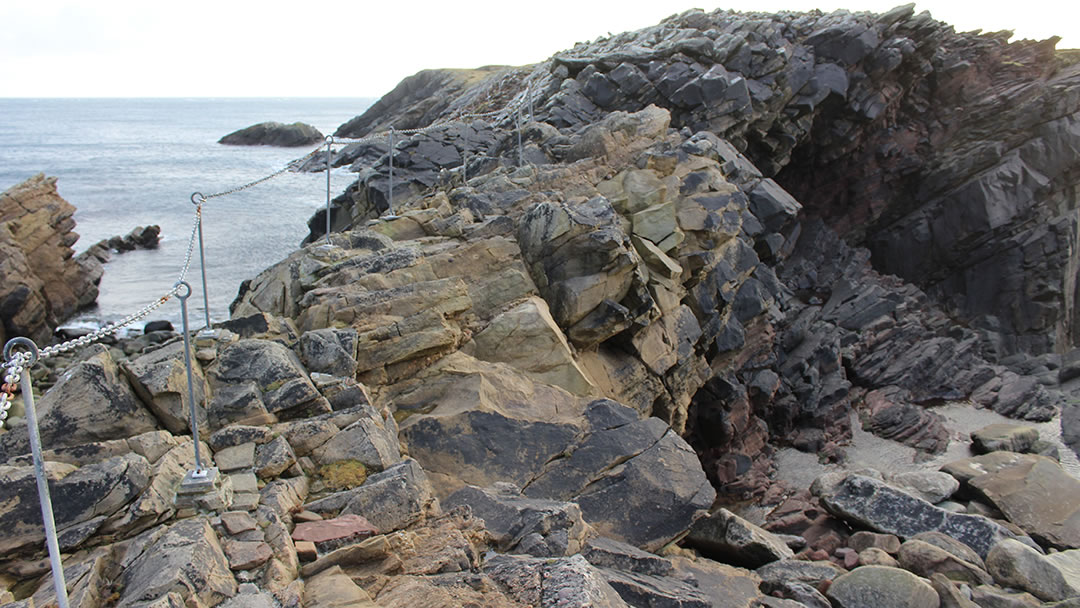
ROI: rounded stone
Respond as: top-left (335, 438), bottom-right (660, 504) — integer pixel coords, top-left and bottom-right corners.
top-left (826, 565), bottom-right (939, 608)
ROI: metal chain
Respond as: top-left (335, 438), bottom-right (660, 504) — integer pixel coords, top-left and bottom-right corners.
top-left (0, 352), bottom-right (27, 429)
top-left (201, 145), bottom-right (325, 201)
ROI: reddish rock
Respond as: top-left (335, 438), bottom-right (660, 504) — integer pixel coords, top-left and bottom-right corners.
top-left (220, 511), bottom-right (258, 536)
top-left (225, 540), bottom-right (273, 571)
top-left (291, 513), bottom-right (378, 552)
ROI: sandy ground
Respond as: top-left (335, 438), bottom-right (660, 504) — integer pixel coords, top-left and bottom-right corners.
top-left (773, 401), bottom-right (1080, 493)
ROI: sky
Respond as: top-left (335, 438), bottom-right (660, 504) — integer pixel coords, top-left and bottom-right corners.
top-left (1, 1), bottom-right (1076, 98)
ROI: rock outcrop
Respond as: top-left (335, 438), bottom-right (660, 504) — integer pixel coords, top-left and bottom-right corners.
top-left (219, 122), bottom-right (324, 147)
top-left (0, 174), bottom-right (102, 344)
top-left (5, 5), bottom-right (1080, 608)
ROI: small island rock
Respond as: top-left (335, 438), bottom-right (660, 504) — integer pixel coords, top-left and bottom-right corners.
top-left (219, 121), bottom-right (323, 147)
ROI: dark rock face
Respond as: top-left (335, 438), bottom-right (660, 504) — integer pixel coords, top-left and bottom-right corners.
top-left (326, 7), bottom-right (1080, 359)
top-left (219, 121), bottom-right (324, 147)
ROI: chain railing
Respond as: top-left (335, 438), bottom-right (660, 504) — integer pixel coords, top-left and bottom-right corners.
top-left (0, 86), bottom-right (540, 604)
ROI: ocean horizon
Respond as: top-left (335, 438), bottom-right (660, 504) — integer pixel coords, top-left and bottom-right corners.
top-left (0, 97), bottom-right (373, 334)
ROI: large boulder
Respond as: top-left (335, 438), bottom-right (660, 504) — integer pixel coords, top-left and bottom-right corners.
top-left (122, 339), bottom-right (210, 435)
top-left (393, 353), bottom-right (714, 551)
top-left (304, 458), bottom-right (437, 533)
top-left (445, 483), bottom-right (593, 557)
top-left (115, 517), bottom-right (237, 607)
top-left (942, 453), bottom-right (1080, 550)
top-left (685, 508), bottom-right (794, 568)
top-left (0, 453), bottom-right (151, 555)
top-left (815, 473), bottom-right (1031, 559)
top-left (219, 121), bottom-right (324, 147)
top-left (208, 339), bottom-right (331, 424)
top-left (0, 347), bottom-right (161, 460)
top-left (986, 538), bottom-right (1080, 602)
top-left (826, 566), bottom-right (939, 608)
top-left (0, 174), bottom-right (102, 343)
top-left (462, 296), bottom-right (595, 396)
top-left (517, 196), bottom-right (654, 347)
top-left (484, 553), bottom-right (630, 608)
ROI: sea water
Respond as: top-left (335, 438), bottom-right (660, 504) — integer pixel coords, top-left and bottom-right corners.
top-left (0, 97), bottom-right (372, 333)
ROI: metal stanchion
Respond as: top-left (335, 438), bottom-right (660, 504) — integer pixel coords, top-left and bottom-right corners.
top-left (189, 194), bottom-right (216, 337)
top-left (385, 127), bottom-right (398, 219)
top-left (517, 109), bottom-right (524, 167)
top-left (528, 85), bottom-right (534, 122)
top-left (324, 135), bottom-right (333, 245)
top-left (175, 282), bottom-right (216, 490)
top-left (462, 120), bottom-right (469, 184)
top-left (3, 338), bottom-right (69, 608)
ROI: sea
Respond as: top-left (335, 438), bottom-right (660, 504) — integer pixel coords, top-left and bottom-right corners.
top-left (0, 97), bottom-right (373, 335)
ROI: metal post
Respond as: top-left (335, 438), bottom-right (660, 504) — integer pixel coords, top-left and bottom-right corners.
top-left (462, 120), bottom-right (469, 184)
top-left (528, 85), bottom-right (534, 122)
top-left (189, 193), bottom-right (213, 334)
top-left (175, 282), bottom-right (206, 475)
top-left (4, 338), bottom-right (69, 608)
top-left (517, 109), bottom-right (524, 167)
top-left (325, 135), bottom-right (333, 244)
top-left (386, 127), bottom-right (397, 219)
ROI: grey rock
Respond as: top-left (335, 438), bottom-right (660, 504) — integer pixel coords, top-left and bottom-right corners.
top-left (0, 453), bottom-right (151, 555)
top-left (254, 435), bottom-right (296, 479)
top-left (597, 567), bottom-right (712, 608)
top-left (484, 553), bottom-right (630, 608)
top-left (898, 539), bottom-right (993, 586)
top-left (957, 454), bottom-right (1080, 550)
top-left (582, 536), bottom-right (674, 577)
top-left (304, 458), bottom-right (435, 533)
top-left (986, 538), bottom-right (1077, 602)
top-left (755, 559), bottom-right (846, 594)
top-left (889, 471), bottom-right (960, 504)
top-left (116, 517), bottom-right (237, 607)
top-left (214, 442), bottom-right (255, 472)
top-left (970, 584), bottom-right (1042, 607)
top-left (685, 507), bottom-right (794, 568)
top-left (207, 425), bottom-right (273, 451)
top-left (219, 121), bottom-right (323, 147)
top-left (210, 339), bottom-right (331, 421)
top-left (445, 483), bottom-right (592, 557)
top-left (122, 340), bottom-right (209, 435)
top-left (310, 413), bottom-right (400, 472)
top-left (928, 573), bottom-right (979, 608)
top-left (0, 349), bottom-right (160, 460)
top-left (911, 531), bottom-right (987, 570)
top-left (816, 473), bottom-right (1030, 559)
top-left (299, 328), bottom-right (359, 378)
top-left (747, 178), bottom-right (801, 233)
top-left (971, 424), bottom-right (1041, 454)
top-left (826, 565), bottom-right (939, 608)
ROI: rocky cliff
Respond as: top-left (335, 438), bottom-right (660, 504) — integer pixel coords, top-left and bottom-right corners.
top-left (327, 4), bottom-right (1080, 359)
top-left (3, 5), bottom-right (1080, 608)
top-left (0, 174), bottom-right (102, 345)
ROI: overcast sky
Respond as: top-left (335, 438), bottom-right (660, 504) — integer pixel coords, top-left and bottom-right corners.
top-left (1, 1), bottom-right (1075, 98)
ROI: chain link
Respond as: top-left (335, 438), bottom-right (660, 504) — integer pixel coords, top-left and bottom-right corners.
top-left (0, 352), bottom-right (28, 429)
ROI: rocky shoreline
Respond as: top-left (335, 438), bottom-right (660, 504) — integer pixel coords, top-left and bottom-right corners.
top-left (2, 4), bottom-right (1080, 607)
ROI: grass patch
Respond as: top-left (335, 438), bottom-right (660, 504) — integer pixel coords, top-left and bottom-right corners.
top-left (319, 460), bottom-right (368, 490)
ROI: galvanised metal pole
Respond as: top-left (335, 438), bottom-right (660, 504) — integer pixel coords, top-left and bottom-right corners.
top-left (517, 109), bottom-right (524, 167)
top-left (325, 135), bottom-right (333, 244)
top-left (387, 127), bottom-right (396, 218)
top-left (193, 196), bottom-right (212, 331)
top-left (4, 338), bottom-right (69, 608)
top-left (175, 282), bottom-right (206, 475)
